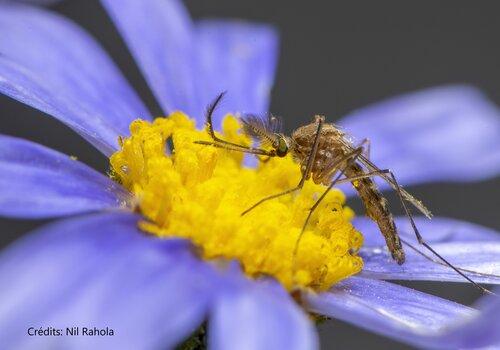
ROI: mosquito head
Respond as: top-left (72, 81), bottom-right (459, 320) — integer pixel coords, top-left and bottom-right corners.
top-left (273, 135), bottom-right (292, 157)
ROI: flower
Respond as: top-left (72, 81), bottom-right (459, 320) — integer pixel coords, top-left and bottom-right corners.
top-left (111, 114), bottom-right (363, 291)
top-left (0, 1), bottom-right (499, 349)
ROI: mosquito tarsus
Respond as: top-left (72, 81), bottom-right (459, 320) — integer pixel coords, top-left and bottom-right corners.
top-left (194, 91), bottom-right (494, 295)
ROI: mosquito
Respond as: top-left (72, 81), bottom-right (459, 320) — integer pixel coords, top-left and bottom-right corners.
top-left (195, 92), bottom-right (493, 294)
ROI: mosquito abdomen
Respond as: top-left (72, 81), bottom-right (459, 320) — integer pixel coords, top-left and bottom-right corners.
top-left (346, 163), bottom-right (405, 265)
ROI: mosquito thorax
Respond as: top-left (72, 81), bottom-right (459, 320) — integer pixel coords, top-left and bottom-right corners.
top-left (291, 120), bottom-right (346, 185)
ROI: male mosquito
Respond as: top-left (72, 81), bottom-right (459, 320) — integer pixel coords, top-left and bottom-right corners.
top-left (195, 92), bottom-right (493, 294)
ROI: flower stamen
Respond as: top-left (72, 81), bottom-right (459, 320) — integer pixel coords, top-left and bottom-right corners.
top-left (110, 113), bottom-right (363, 291)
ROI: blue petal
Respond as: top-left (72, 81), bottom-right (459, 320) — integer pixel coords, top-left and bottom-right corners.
top-left (0, 212), bottom-right (216, 349)
top-left (100, 0), bottom-right (198, 119)
top-left (100, 0), bottom-right (279, 127)
top-left (195, 20), bottom-right (279, 128)
top-left (0, 4), bottom-right (150, 156)
top-left (360, 242), bottom-right (500, 284)
top-left (304, 277), bottom-right (500, 349)
top-left (209, 271), bottom-right (318, 350)
top-left (338, 85), bottom-right (500, 187)
top-left (458, 290), bottom-right (500, 349)
top-left (354, 216), bottom-right (500, 247)
top-left (0, 135), bottom-right (129, 219)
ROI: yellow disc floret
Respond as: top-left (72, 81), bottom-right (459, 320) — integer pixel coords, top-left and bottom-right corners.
top-left (110, 113), bottom-right (363, 291)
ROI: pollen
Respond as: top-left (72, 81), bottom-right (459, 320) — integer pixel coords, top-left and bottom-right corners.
top-left (110, 113), bottom-right (363, 291)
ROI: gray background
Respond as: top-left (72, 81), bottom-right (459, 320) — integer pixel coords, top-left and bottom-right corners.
top-left (1, 1), bottom-right (499, 349)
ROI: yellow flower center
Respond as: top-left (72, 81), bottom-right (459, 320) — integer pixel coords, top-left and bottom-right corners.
top-left (110, 112), bottom-right (363, 291)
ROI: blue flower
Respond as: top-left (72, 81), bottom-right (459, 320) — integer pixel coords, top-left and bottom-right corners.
top-left (0, 1), bottom-right (499, 349)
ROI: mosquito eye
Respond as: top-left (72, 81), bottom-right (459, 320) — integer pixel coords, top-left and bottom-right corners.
top-left (276, 138), bottom-right (288, 157)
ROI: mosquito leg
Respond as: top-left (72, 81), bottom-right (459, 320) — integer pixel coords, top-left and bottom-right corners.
top-left (204, 92), bottom-right (255, 149)
top-left (332, 169), bottom-right (387, 185)
top-left (326, 160), bottom-right (425, 246)
top-left (358, 155), bottom-right (432, 218)
top-left (401, 238), bottom-right (493, 295)
top-left (399, 237), bottom-right (499, 281)
top-left (297, 148), bottom-right (363, 243)
top-left (204, 92), bottom-right (247, 148)
top-left (292, 147), bottom-right (363, 281)
top-left (340, 168), bottom-right (493, 295)
top-left (241, 117), bottom-right (325, 216)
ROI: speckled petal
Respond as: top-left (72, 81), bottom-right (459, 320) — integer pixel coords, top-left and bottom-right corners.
top-left (0, 3), bottom-right (150, 155)
top-left (209, 271), bottom-right (318, 350)
top-left (338, 85), bottom-right (500, 188)
top-left (304, 277), bottom-right (500, 349)
top-left (0, 135), bottom-right (129, 219)
top-left (0, 213), bottom-right (216, 349)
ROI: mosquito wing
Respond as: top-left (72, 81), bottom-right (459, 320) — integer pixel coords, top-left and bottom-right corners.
top-left (340, 139), bottom-right (433, 218)
top-left (361, 154), bottom-right (432, 218)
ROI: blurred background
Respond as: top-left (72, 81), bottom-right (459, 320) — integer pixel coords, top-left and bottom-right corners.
top-left (1, 1), bottom-right (499, 349)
